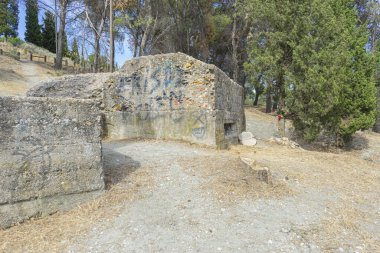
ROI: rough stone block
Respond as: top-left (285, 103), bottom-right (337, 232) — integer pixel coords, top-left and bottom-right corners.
top-left (0, 96), bottom-right (104, 228)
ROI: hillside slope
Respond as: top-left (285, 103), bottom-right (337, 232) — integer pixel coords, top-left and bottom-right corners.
top-left (0, 55), bottom-right (55, 96)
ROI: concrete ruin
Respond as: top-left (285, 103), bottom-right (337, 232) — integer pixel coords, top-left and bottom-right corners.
top-left (0, 96), bottom-right (104, 228)
top-left (0, 53), bottom-right (245, 228)
top-left (29, 53), bottom-right (245, 148)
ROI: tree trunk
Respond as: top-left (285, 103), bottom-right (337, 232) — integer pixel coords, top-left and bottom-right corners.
top-left (253, 92), bottom-right (260, 106)
top-left (266, 84), bottom-right (272, 113)
top-left (133, 37), bottom-right (138, 57)
top-left (375, 86), bottom-right (380, 133)
top-left (109, 0), bottom-right (114, 72)
top-left (277, 69), bottom-right (286, 111)
top-left (94, 34), bottom-right (100, 73)
top-left (55, 0), bottom-right (67, 70)
top-left (139, 0), bottom-right (152, 56)
top-left (231, 12), bottom-right (238, 82)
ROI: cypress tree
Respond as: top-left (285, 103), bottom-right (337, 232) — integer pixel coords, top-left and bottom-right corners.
top-left (70, 38), bottom-right (80, 64)
top-left (25, 0), bottom-right (41, 46)
top-left (243, 0), bottom-right (377, 143)
top-left (0, 2), bottom-right (8, 37)
top-left (41, 11), bottom-right (56, 53)
top-left (63, 31), bottom-right (69, 57)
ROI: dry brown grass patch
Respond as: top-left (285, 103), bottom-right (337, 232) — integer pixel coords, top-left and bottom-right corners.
top-left (178, 155), bottom-right (293, 204)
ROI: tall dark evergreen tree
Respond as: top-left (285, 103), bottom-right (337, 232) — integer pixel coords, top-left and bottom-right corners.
top-left (8, 0), bottom-right (18, 37)
top-left (0, 0), bottom-right (19, 38)
top-left (62, 31), bottom-right (69, 57)
top-left (243, 0), bottom-right (376, 143)
top-left (41, 11), bottom-right (56, 53)
top-left (25, 0), bottom-right (41, 46)
top-left (70, 38), bottom-right (80, 64)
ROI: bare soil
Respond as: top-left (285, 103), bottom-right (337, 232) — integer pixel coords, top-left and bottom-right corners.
top-left (0, 55), bottom-right (54, 96)
top-left (0, 108), bottom-right (379, 253)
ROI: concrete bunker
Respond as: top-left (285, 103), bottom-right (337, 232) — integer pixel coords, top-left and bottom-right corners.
top-left (0, 53), bottom-right (245, 228)
top-left (28, 53), bottom-right (245, 148)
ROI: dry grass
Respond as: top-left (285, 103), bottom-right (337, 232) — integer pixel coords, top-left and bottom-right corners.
top-left (231, 138), bottom-right (380, 251)
top-left (178, 155), bottom-right (293, 204)
top-left (293, 199), bottom-right (380, 253)
top-left (0, 168), bottom-right (154, 253)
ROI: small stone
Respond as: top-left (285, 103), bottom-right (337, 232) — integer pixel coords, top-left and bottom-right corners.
top-left (280, 228), bottom-right (290, 233)
top-left (255, 167), bottom-right (272, 184)
top-left (239, 131), bottom-right (254, 141)
top-left (240, 157), bottom-right (256, 166)
top-left (242, 138), bottom-right (257, 146)
top-left (239, 132), bottom-right (257, 146)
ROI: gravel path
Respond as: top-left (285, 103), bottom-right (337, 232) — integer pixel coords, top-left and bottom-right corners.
top-left (65, 141), bottom-right (335, 253)
top-left (1, 110), bottom-right (379, 253)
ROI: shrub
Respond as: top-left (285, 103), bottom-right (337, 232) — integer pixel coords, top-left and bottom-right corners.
top-left (8, 37), bottom-right (24, 47)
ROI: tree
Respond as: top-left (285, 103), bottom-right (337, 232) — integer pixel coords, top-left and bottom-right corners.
top-left (0, 0), bottom-right (19, 38)
top-left (70, 38), bottom-right (80, 64)
top-left (41, 11), bottom-right (56, 53)
top-left (62, 31), bottom-right (69, 57)
top-left (243, 0), bottom-right (376, 143)
top-left (84, 0), bottom-right (109, 72)
top-left (55, 0), bottom-right (70, 69)
top-left (25, 0), bottom-right (41, 46)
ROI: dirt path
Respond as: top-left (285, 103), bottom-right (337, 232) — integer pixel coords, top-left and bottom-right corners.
top-left (0, 55), bottom-right (53, 96)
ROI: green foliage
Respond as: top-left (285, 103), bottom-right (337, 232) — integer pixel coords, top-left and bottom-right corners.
top-left (62, 31), bottom-right (69, 57)
top-left (0, 0), bottom-right (19, 38)
top-left (25, 0), bottom-right (41, 46)
top-left (41, 11), bottom-right (56, 53)
top-left (7, 37), bottom-right (24, 46)
top-left (70, 38), bottom-right (80, 64)
top-left (243, 0), bottom-right (377, 143)
top-left (210, 14), bottom-right (232, 42)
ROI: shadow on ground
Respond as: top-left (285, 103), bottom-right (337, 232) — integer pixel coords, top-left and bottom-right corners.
top-left (102, 147), bottom-right (141, 189)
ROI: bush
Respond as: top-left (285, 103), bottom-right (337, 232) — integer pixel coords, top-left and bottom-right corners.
top-left (8, 37), bottom-right (24, 47)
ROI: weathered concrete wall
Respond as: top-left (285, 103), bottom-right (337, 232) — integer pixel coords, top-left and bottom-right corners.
top-left (27, 73), bottom-right (112, 99)
top-left (214, 70), bottom-right (245, 148)
top-left (104, 53), bottom-right (219, 146)
top-left (0, 96), bottom-right (104, 228)
top-left (375, 86), bottom-right (380, 133)
top-left (27, 53), bottom-right (245, 148)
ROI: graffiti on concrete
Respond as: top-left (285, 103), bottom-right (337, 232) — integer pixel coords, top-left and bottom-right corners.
top-left (113, 61), bottom-right (189, 115)
top-left (191, 110), bottom-right (207, 139)
top-left (12, 136), bottom-right (55, 178)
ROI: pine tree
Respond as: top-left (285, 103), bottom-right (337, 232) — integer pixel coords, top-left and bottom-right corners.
top-left (70, 38), bottom-right (80, 64)
top-left (0, 0), bottom-right (19, 38)
top-left (8, 0), bottom-right (18, 37)
top-left (25, 0), bottom-right (41, 46)
top-left (41, 11), bottom-right (56, 53)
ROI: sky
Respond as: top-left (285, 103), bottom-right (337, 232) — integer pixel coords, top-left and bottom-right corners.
top-left (17, 1), bottom-right (133, 67)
